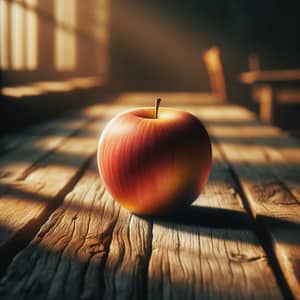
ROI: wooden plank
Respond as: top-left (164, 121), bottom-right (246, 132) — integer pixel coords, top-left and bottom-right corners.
top-left (0, 103), bottom-right (142, 274)
top-left (0, 158), bottom-right (152, 300)
top-left (206, 121), bottom-right (300, 202)
top-left (147, 143), bottom-right (283, 300)
top-left (211, 123), bottom-right (300, 299)
top-left (102, 204), bottom-right (152, 300)
top-left (0, 160), bottom-right (115, 299)
top-left (0, 103), bottom-right (113, 176)
top-left (0, 103), bottom-right (134, 197)
top-left (0, 107), bottom-right (90, 156)
top-left (0, 117), bottom-right (89, 182)
top-left (264, 137), bottom-right (300, 202)
top-left (255, 133), bottom-right (300, 299)
top-left (192, 105), bottom-right (256, 123)
top-left (210, 123), bottom-right (300, 202)
top-left (0, 119), bottom-right (72, 157)
top-left (0, 118), bottom-right (104, 273)
top-left (0, 102), bottom-right (130, 157)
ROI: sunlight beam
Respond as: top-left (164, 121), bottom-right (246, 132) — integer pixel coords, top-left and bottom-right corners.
top-left (25, 0), bottom-right (37, 70)
top-left (11, 0), bottom-right (24, 70)
top-left (0, 0), bottom-right (9, 69)
top-left (54, 0), bottom-right (76, 71)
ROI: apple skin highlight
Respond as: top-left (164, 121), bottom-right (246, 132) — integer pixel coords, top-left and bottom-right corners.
top-left (97, 107), bottom-right (212, 216)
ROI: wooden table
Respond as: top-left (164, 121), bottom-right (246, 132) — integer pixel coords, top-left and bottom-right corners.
top-left (0, 92), bottom-right (300, 300)
top-left (239, 70), bottom-right (300, 123)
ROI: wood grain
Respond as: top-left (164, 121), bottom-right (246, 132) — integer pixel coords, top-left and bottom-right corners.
top-left (147, 144), bottom-right (283, 300)
top-left (262, 135), bottom-right (300, 203)
top-left (0, 103), bottom-right (132, 245)
top-left (0, 160), bottom-right (115, 300)
top-left (211, 123), bottom-right (300, 299)
top-left (102, 206), bottom-right (152, 300)
top-left (0, 158), bottom-right (152, 300)
top-left (0, 103), bottom-right (124, 183)
top-left (0, 119), bottom-right (103, 274)
top-left (0, 103), bottom-right (134, 256)
top-left (0, 106), bottom-right (93, 157)
top-left (0, 96), bottom-right (298, 299)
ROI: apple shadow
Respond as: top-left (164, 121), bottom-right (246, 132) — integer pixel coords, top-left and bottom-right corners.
top-left (138, 205), bottom-right (253, 229)
top-left (138, 204), bottom-right (300, 249)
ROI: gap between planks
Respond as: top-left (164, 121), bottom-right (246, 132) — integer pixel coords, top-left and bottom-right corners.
top-left (0, 104), bottom-right (134, 277)
top-left (0, 143), bottom-right (283, 300)
top-left (0, 99), bottom-right (295, 300)
top-left (0, 122), bottom-right (96, 276)
top-left (147, 142), bottom-right (283, 300)
top-left (215, 140), bottom-right (295, 300)
top-left (0, 102), bottom-right (281, 299)
top-left (0, 157), bottom-right (153, 300)
top-left (206, 117), bottom-right (300, 300)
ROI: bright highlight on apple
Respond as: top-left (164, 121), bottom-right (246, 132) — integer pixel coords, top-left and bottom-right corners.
top-left (97, 99), bottom-right (212, 216)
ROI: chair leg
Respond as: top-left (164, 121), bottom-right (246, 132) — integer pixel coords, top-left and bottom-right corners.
top-left (257, 85), bottom-right (275, 123)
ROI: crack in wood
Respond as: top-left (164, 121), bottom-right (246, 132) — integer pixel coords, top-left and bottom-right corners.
top-left (228, 252), bottom-right (266, 263)
top-left (220, 148), bottom-right (296, 300)
top-left (0, 153), bottom-right (95, 277)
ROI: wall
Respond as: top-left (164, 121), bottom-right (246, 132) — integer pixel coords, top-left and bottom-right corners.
top-left (0, 0), bottom-right (109, 86)
top-left (108, 0), bottom-right (300, 93)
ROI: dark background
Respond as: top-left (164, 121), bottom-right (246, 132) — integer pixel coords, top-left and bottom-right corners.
top-left (109, 0), bottom-right (300, 95)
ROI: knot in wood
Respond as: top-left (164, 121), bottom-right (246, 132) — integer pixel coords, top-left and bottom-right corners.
top-left (229, 252), bottom-right (264, 263)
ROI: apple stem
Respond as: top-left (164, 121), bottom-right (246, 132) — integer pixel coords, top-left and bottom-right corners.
top-left (155, 98), bottom-right (161, 119)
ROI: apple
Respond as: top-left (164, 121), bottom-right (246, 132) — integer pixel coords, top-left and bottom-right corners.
top-left (97, 99), bottom-right (212, 216)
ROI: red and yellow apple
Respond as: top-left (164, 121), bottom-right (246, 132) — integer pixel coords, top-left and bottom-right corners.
top-left (97, 100), bottom-right (212, 216)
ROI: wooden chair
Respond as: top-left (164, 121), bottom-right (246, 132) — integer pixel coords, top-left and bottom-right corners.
top-left (242, 54), bottom-right (300, 123)
top-left (202, 47), bottom-right (227, 102)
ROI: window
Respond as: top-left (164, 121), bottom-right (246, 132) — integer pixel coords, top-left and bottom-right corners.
top-left (0, 0), bottom-right (38, 70)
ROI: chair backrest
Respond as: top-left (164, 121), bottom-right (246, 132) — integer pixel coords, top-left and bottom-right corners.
top-left (202, 46), bottom-right (227, 102)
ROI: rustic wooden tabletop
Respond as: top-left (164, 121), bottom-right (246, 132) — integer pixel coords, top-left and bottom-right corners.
top-left (0, 92), bottom-right (299, 300)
